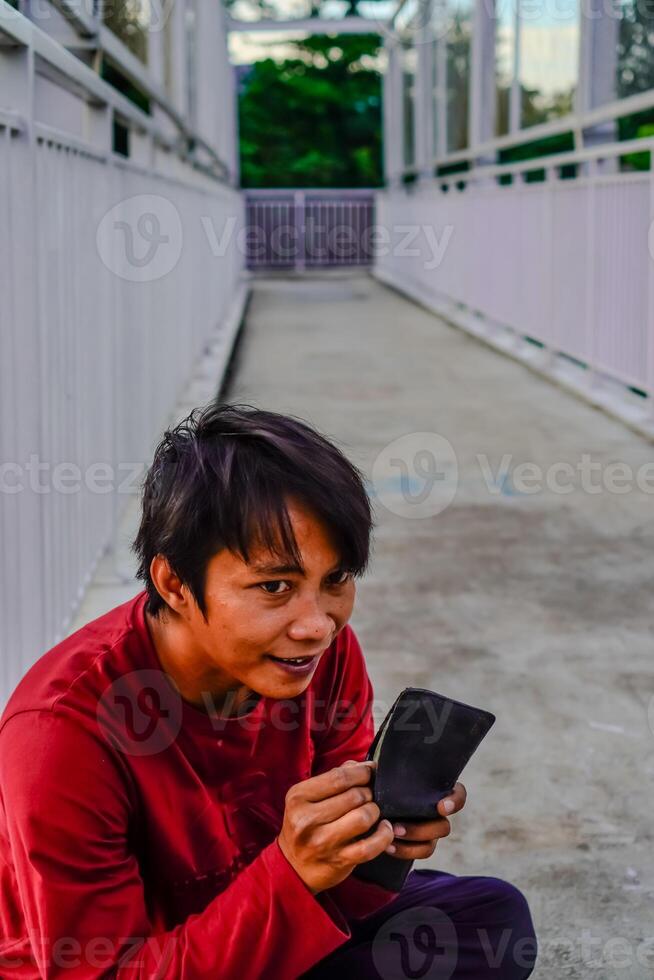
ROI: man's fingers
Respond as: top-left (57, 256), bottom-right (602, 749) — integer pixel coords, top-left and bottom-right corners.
top-left (392, 818), bottom-right (451, 842)
top-left (340, 818), bottom-right (395, 865)
top-left (315, 800), bottom-right (381, 849)
top-left (309, 784), bottom-right (374, 825)
top-left (289, 761), bottom-right (375, 803)
top-left (437, 781), bottom-right (467, 816)
top-left (388, 839), bottom-right (438, 860)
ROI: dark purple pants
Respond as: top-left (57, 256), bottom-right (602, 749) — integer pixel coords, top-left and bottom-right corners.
top-left (303, 869), bottom-right (538, 979)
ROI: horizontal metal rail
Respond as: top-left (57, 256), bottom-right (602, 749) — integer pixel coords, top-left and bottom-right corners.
top-left (433, 137), bottom-right (654, 187)
top-left (428, 90), bottom-right (654, 174)
top-left (226, 15), bottom-right (392, 33)
top-left (49, 0), bottom-right (97, 37)
top-left (0, 107), bottom-right (25, 133)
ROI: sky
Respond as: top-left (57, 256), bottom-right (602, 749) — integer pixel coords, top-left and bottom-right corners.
top-left (227, 0), bottom-right (397, 63)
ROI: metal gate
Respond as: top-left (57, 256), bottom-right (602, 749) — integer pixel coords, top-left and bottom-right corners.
top-left (244, 189), bottom-right (376, 271)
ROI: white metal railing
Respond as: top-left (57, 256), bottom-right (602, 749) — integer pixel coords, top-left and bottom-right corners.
top-left (226, 15), bottom-right (390, 33)
top-left (375, 140), bottom-right (654, 411)
top-left (426, 90), bottom-right (654, 173)
top-left (0, 8), bottom-right (245, 707)
top-left (385, 0), bottom-right (654, 179)
top-left (0, 2), bottom-right (230, 179)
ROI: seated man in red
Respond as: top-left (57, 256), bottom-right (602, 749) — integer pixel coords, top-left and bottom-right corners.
top-left (0, 403), bottom-right (537, 979)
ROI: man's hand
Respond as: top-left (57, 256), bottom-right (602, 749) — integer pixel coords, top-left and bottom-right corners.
top-left (385, 782), bottom-right (467, 860)
top-left (277, 760), bottom-right (395, 895)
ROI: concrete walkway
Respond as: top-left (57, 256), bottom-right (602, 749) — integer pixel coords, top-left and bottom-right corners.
top-left (74, 271), bottom-right (654, 979)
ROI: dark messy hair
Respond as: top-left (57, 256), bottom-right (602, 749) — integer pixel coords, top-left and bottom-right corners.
top-left (132, 402), bottom-right (375, 618)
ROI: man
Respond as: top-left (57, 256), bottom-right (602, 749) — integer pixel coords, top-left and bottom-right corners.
top-left (0, 403), bottom-right (537, 978)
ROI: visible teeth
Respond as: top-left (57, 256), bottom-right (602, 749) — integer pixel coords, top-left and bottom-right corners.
top-left (279, 657), bottom-right (310, 664)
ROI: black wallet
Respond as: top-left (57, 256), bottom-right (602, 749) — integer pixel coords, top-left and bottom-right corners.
top-left (353, 687), bottom-right (496, 891)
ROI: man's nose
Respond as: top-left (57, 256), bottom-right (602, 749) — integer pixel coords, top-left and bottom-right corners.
top-left (287, 596), bottom-right (335, 642)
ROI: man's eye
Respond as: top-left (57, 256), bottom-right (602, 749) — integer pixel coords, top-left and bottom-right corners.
top-left (259, 580), bottom-right (291, 595)
top-left (329, 570), bottom-right (352, 586)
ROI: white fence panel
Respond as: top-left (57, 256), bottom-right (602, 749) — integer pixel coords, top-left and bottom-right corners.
top-left (1, 122), bottom-right (244, 706)
top-left (593, 177), bottom-right (650, 389)
top-left (376, 152), bottom-right (654, 407)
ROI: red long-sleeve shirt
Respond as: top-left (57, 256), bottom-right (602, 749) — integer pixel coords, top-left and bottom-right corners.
top-left (0, 591), bottom-right (395, 978)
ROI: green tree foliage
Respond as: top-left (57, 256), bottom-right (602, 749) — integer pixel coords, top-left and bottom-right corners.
top-left (617, 0), bottom-right (654, 98)
top-left (615, 1), bottom-right (654, 168)
top-left (102, 0), bottom-right (149, 64)
top-left (238, 34), bottom-right (382, 188)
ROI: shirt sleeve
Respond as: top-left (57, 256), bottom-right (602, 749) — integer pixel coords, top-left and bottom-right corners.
top-left (0, 709), bottom-right (352, 979)
top-left (310, 626), bottom-right (404, 919)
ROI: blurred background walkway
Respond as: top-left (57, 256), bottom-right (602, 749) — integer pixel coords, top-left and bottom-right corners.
top-left (73, 270), bottom-right (654, 977)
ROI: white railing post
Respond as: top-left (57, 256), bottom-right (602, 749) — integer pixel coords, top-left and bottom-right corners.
top-left (434, 20), bottom-right (446, 163)
top-left (540, 163), bottom-right (557, 371)
top-left (294, 190), bottom-right (306, 272)
top-left (584, 158), bottom-right (599, 394)
top-left (509, 0), bottom-right (520, 135)
top-left (105, 160), bottom-right (132, 585)
top-left (647, 161), bottom-right (654, 416)
top-left (469, 0), bottom-right (496, 151)
top-left (415, 11), bottom-right (434, 180)
top-left (10, 38), bottom-right (47, 668)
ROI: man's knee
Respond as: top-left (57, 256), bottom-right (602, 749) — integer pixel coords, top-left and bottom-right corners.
top-left (472, 876), bottom-right (538, 979)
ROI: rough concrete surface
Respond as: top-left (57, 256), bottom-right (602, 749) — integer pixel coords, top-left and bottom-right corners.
top-left (71, 270), bottom-right (654, 979)
top-left (223, 272), bottom-right (654, 980)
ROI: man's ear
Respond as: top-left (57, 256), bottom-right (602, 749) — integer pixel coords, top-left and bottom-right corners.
top-left (149, 555), bottom-right (191, 619)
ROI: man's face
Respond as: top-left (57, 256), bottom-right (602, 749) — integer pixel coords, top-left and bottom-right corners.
top-left (184, 498), bottom-right (356, 702)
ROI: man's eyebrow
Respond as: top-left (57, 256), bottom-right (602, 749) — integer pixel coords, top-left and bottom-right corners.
top-left (251, 561), bottom-right (305, 576)
top-left (249, 560), bottom-right (344, 576)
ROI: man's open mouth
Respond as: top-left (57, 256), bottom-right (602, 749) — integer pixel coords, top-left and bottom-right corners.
top-left (267, 654), bottom-right (315, 665)
top-left (265, 654), bottom-right (319, 673)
